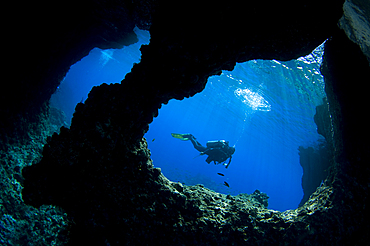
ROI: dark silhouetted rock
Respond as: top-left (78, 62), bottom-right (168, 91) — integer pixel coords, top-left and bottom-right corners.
top-left (1, 0), bottom-right (369, 245)
top-left (298, 145), bottom-right (331, 207)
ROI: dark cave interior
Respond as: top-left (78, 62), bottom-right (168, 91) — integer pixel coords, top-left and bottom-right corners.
top-left (2, 0), bottom-right (370, 245)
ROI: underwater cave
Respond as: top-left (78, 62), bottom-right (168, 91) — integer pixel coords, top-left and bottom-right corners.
top-left (2, 0), bottom-right (370, 245)
top-left (50, 32), bottom-right (328, 212)
top-left (145, 46), bottom-right (329, 212)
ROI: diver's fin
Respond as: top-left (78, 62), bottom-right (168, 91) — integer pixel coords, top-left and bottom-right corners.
top-left (171, 133), bottom-right (191, 141)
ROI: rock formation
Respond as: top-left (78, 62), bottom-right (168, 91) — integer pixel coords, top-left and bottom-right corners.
top-left (1, 0), bottom-right (369, 245)
top-left (339, 0), bottom-right (370, 63)
top-left (298, 145), bottom-right (330, 207)
top-left (298, 98), bottom-right (332, 207)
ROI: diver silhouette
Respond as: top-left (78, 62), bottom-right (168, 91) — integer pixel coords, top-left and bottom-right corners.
top-left (171, 133), bottom-right (235, 168)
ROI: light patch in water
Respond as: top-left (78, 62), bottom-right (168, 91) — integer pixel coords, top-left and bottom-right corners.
top-left (234, 88), bottom-right (271, 111)
top-left (99, 50), bottom-right (119, 67)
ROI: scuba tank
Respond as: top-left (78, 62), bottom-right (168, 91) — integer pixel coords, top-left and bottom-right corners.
top-left (206, 140), bottom-right (227, 149)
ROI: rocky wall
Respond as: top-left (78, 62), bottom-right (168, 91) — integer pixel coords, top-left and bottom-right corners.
top-left (2, 0), bottom-right (370, 245)
top-left (1, 0), bottom-right (156, 148)
top-left (321, 29), bottom-right (370, 180)
top-left (298, 145), bottom-right (330, 207)
top-left (298, 98), bottom-right (332, 207)
top-left (339, 0), bottom-right (370, 63)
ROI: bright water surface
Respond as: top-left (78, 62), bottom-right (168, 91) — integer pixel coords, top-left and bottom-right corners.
top-left (51, 29), bottom-right (326, 211)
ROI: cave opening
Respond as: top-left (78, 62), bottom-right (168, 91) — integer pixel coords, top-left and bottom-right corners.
top-left (50, 30), bottom-right (330, 212)
top-left (145, 43), bottom-right (329, 212)
top-left (49, 27), bottom-right (150, 125)
top-left (10, 1), bottom-right (369, 244)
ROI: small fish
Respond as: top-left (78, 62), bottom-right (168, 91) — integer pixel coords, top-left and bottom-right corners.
top-left (152, 138), bottom-right (155, 142)
top-left (223, 181), bottom-right (230, 187)
top-left (217, 173), bottom-right (225, 176)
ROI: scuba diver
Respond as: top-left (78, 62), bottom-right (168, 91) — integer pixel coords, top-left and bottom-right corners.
top-left (171, 133), bottom-right (235, 168)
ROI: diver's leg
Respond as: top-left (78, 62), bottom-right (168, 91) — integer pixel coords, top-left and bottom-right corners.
top-left (205, 156), bottom-right (212, 164)
top-left (188, 136), bottom-right (207, 152)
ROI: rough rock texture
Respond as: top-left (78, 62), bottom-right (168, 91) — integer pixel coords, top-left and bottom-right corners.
top-left (0, 105), bottom-right (69, 245)
top-left (1, 0), bottom-right (369, 245)
top-left (320, 28), bottom-right (370, 245)
top-left (339, 0), bottom-right (370, 63)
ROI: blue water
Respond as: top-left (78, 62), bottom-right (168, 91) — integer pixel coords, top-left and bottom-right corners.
top-left (145, 55), bottom-right (326, 211)
top-left (50, 28), bottom-right (150, 124)
top-left (51, 29), bottom-right (326, 212)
